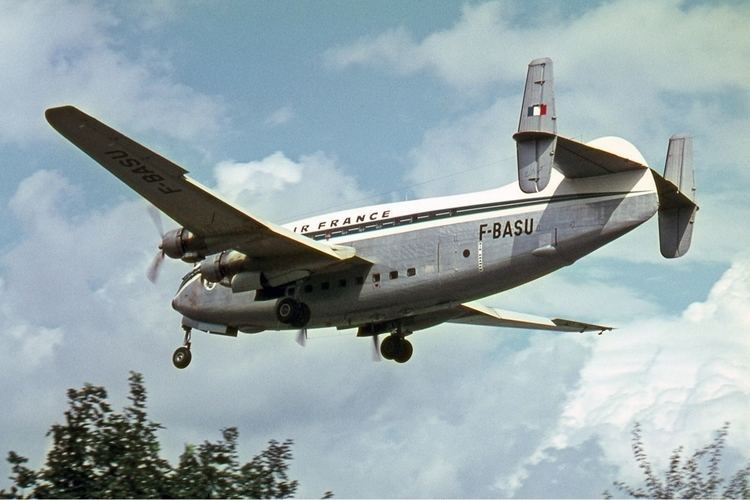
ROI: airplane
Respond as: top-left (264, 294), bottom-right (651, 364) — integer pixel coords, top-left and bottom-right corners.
top-left (45, 58), bottom-right (698, 369)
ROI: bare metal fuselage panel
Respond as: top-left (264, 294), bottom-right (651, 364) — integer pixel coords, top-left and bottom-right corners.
top-left (173, 169), bottom-right (658, 333)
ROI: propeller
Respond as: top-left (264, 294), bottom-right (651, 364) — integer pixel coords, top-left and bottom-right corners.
top-left (296, 328), bottom-right (308, 347)
top-left (146, 205), bottom-right (166, 283)
top-left (372, 334), bottom-right (381, 362)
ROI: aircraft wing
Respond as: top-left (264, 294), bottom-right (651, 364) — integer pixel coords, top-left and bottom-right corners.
top-left (45, 106), bottom-right (364, 269)
top-left (448, 302), bottom-right (613, 333)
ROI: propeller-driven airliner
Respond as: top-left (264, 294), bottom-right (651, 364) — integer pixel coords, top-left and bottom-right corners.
top-left (46, 58), bottom-right (697, 368)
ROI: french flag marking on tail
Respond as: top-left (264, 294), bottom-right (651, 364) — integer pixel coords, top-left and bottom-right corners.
top-left (527, 104), bottom-right (547, 117)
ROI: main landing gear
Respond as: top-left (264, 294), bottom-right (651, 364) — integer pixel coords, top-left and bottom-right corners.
top-left (380, 331), bottom-right (413, 364)
top-left (276, 298), bottom-right (311, 328)
top-left (172, 327), bottom-right (192, 369)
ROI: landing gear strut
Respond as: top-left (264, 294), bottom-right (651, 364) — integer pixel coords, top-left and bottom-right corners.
top-left (380, 330), bottom-right (413, 363)
top-left (172, 327), bottom-right (192, 369)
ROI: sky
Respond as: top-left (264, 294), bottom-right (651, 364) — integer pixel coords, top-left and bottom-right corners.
top-left (1, 0), bottom-right (749, 497)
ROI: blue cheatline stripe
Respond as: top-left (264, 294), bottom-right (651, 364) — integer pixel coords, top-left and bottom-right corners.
top-left (304, 190), bottom-right (641, 241)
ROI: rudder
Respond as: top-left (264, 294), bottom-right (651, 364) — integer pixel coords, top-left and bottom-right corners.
top-left (655, 134), bottom-right (698, 258)
top-left (513, 58), bottom-right (557, 193)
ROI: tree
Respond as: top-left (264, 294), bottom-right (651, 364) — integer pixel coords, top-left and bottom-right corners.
top-left (606, 422), bottom-right (750, 499)
top-left (1, 373), bottom-right (315, 499)
top-left (237, 439), bottom-right (299, 498)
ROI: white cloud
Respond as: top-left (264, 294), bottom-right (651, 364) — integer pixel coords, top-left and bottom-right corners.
top-left (0, 272), bottom-right (64, 371)
top-left (326, 0), bottom-right (750, 95)
top-left (0, 0), bottom-right (225, 145)
top-left (502, 253), bottom-right (750, 495)
top-left (213, 151), bottom-right (371, 222)
top-left (405, 96), bottom-right (517, 197)
top-left (264, 105), bottom-right (295, 127)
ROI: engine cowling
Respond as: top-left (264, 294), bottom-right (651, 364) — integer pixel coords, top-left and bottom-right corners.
top-left (160, 228), bottom-right (206, 262)
top-left (199, 250), bottom-right (251, 283)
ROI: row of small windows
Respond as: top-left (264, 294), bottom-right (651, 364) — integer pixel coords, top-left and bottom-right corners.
top-left (371, 267), bottom-right (416, 283)
top-left (289, 268), bottom-right (418, 295)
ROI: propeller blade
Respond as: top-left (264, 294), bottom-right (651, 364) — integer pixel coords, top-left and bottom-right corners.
top-left (296, 328), bottom-right (308, 347)
top-left (147, 204), bottom-right (165, 238)
top-left (372, 334), bottom-right (381, 362)
top-left (146, 251), bottom-right (165, 283)
top-left (146, 205), bottom-right (167, 284)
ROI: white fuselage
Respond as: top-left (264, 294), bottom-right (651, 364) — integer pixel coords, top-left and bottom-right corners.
top-left (172, 168), bottom-right (659, 334)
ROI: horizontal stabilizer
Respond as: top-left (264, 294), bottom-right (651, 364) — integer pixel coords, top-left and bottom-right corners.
top-left (513, 58), bottom-right (556, 193)
top-left (655, 135), bottom-right (697, 258)
top-left (554, 136), bottom-right (649, 178)
top-left (449, 302), bottom-right (612, 333)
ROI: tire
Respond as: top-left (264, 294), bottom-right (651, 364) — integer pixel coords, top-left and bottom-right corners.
top-left (291, 303), bottom-right (311, 328)
top-left (394, 339), bottom-right (413, 364)
top-left (276, 298), bottom-right (298, 324)
top-left (380, 335), bottom-right (397, 360)
top-left (172, 346), bottom-right (192, 369)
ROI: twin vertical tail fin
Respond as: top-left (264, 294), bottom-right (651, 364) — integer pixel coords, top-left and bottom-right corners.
top-left (512, 58), bottom-right (697, 258)
top-left (513, 58), bottom-right (557, 193)
top-left (655, 135), bottom-right (698, 258)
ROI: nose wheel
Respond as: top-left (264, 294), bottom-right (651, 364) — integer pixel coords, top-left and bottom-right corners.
top-left (172, 327), bottom-right (192, 369)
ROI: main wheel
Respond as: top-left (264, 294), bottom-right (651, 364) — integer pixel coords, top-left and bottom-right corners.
top-left (276, 298), bottom-right (298, 324)
top-left (380, 335), bottom-right (398, 360)
top-left (291, 303), bottom-right (311, 328)
top-left (394, 339), bottom-right (413, 364)
top-left (172, 346), bottom-right (192, 369)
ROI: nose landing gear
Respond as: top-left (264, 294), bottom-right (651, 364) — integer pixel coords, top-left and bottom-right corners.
top-left (172, 327), bottom-right (192, 369)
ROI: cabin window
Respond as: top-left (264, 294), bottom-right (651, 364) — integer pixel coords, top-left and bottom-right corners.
top-left (339, 279), bottom-right (347, 287)
top-left (463, 249), bottom-right (471, 258)
top-left (372, 273), bottom-right (380, 283)
top-left (389, 270), bottom-right (398, 280)
top-left (304, 284), bottom-right (313, 293)
top-left (355, 276), bottom-right (364, 285)
top-left (407, 267), bottom-right (416, 277)
top-left (321, 282), bottom-right (330, 290)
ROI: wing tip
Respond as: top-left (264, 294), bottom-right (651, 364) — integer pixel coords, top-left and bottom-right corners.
top-left (45, 105), bottom-right (78, 127)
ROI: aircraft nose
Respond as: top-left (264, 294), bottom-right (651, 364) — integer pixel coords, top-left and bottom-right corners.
top-left (171, 289), bottom-right (187, 313)
top-left (172, 277), bottom-right (198, 314)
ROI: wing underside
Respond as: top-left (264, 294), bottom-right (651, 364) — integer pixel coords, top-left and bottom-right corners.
top-left (45, 106), bottom-right (364, 269)
top-left (449, 302), bottom-right (613, 333)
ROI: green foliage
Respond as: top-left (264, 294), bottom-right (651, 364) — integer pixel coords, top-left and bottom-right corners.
top-left (0, 373), bottom-right (314, 499)
top-left (606, 422), bottom-right (750, 499)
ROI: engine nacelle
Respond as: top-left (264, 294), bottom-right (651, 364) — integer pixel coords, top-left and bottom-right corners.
top-left (199, 250), bottom-right (251, 283)
top-left (161, 228), bottom-right (206, 262)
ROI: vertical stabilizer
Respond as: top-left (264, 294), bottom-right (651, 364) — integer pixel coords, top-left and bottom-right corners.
top-left (513, 58), bottom-right (557, 193)
top-left (656, 134), bottom-right (698, 258)
top-left (663, 135), bottom-right (695, 199)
